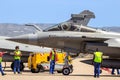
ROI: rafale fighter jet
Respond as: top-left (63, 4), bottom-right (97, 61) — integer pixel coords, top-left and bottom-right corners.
top-left (7, 10), bottom-right (120, 69)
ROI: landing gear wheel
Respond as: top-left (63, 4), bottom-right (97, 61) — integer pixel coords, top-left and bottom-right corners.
top-left (62, 68), bottom-right (70, 75)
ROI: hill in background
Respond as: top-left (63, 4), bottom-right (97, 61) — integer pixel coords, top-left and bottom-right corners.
top-left (0, 23), bottom-right (54, 37)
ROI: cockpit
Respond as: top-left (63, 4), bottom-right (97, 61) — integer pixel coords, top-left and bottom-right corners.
top-left (44, 22), bottom-right (98, 32)
top-left (44, 22), bottom-right (83, 31)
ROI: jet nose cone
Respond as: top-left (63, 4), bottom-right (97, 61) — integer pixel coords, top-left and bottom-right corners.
top-left (7, 33), bottom-right (39, 45)
top-left (7, 34), bottom-right (29, 44)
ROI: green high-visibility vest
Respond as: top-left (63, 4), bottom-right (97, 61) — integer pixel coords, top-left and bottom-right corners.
top-left (0, 57), bottom-right (2, 63)
top-left (14, 50), bottom-right (21, 60)
top-left (94, 51), bottom-right (103, 63)
top-left (51, 50), bottom-right (55, 60)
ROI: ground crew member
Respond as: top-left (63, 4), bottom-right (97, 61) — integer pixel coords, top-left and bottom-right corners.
top-left (13, 46), bottom-right (22, 74)
top-left (0, 51), bottom-right (7, 76)
top-left (49, 48), bottom-right (58, 74)
top-left (111, 68), bottom-right (120, 75)
top-left (92, 48), bottom-right (103, 78)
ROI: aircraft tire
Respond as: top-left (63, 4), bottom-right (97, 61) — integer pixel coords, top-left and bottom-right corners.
top-left (62, 68), bottom-right (70, 75)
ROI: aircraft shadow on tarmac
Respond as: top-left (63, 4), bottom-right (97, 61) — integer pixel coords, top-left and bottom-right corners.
top-left (80, 59), bottom-right (120, 68)
top-left (80, 59), bottom-right (93, 65)
top-left (67, 74), bottom-right (120, 77)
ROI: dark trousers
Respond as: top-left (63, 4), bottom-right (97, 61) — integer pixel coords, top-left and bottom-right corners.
top-left (111, 68), bottom-right (120, 74)
top-left (14, 60), bottom-right (21, 73)
top-left (0, 63), bottom-right (4, 75)
top-left (94, 62), bottom-right (101, 77)
top-left (49, 60), bottom-right (55, 74)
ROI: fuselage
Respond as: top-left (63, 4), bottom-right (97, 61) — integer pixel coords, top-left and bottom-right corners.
top-left (8, 31), bottom-right (120, 58)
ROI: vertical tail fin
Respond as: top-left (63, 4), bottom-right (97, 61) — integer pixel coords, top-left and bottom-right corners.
top-left (67, 10), bottom-right (95, 26)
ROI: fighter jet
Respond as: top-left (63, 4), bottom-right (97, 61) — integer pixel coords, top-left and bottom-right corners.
top-left (7, 10), bottom-right (120, 68)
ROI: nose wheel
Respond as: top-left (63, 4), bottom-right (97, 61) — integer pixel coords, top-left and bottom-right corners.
top-left (62, 68), bottom-right (70, 75)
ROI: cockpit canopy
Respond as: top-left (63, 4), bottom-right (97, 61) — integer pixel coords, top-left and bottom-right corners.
top-left (44, 22), bottom-right (78, 31)
top-left (44, 22), bottom-right (98, 32)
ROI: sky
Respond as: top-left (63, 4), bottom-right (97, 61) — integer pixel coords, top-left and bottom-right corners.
top-left (0, 0), bottom-right (120, 27)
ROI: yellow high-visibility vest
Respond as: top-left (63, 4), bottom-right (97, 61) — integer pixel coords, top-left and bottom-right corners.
top-left (94, 51), bottom-right (103, 63)
top-left (51, 50), bottom-right (55, 60)
top-left (14, 50), bottom-right (21, 60)
top-left (0, 57), bottom-right (2, 63)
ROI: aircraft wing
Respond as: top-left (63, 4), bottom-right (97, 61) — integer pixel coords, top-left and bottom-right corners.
top-left (0, 39), bottom-right (51, 53)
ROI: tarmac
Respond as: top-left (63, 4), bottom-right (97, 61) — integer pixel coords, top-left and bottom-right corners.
top-left (0, 58), bottom-right (120, 80)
